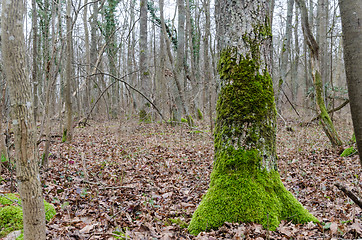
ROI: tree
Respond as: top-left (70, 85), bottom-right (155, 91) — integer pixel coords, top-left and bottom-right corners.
top-left (296, 0), bottom-right (342, 146)
top-left (276, 0), bottom-right (294, 109)
top-left (339, 0), bottom-right (362, 166)
top-left (139, 0), bottom-right (150, 120)
top-left (188, 0), bottom-right (317, 235)
top-left (1, 0), bottom-right (46, 239)
top-left (64, 0), bottom-right (73, 142)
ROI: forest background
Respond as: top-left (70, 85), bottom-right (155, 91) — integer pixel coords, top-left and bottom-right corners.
top-left (0, 0), bottom-right (361, 239)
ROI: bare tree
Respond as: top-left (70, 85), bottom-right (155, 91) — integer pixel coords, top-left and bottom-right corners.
top-left (64, 0), bottom-right (73, 142)
top-left (296, 0), bottom-right (342, 146)
top-left (2, 0), bottom-right (46, 238)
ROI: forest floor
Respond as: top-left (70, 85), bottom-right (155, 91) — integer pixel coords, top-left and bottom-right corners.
top-left (1, 115), bottom-right (362, 239)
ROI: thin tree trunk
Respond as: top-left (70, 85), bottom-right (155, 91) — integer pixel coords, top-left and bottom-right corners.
top-left (160, 0), bottom-right (190, 123)
top-left (276, 0), bottom-right (294, 110)
top-left (64, 0), bottom-right (73, 142)
top-left (83, 0), bottom-right (90, 114)
top-left (296, 0), bottom-right (342, 146)
top-left (32, 0), bottom-right (38, 124)
top-left (139, 0), bottom-right (150, 119)
top-left (2, 1), bottom-right (46, 238)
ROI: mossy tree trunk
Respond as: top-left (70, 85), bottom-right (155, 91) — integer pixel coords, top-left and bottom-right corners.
top-left (2, 0), bottom-right (46, 238)
top-left (296, 0), bottom-right (342, 147)
top-left (188, 0), bottom-right (318, 235)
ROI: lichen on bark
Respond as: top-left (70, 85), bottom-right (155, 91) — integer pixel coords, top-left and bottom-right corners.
top-left (188, 47), bottom-right (318, 235)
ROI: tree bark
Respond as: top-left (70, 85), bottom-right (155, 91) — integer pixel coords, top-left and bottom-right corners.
top-left (339, 0), bottom-right (362, 166)
top-left (188, 0), bottom-right (317, 235)
top-left (2, 0), bottom-right (46, 239)
top-left (276, 0), bottom-right (294, 110)
top-left (64, 0), bottom-right (73, 142)
top-left (32, 0), bottom-right (38, 124)
top-left (296, 0), bottom-right (342, 146)
top-left (139, 0), bottom-right (150, 120)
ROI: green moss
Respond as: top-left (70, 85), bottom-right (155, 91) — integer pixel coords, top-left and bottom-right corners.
top-left (169, 218), bottom-right (188, 229)
top-left (62, 129), bottom-right (67, 143)
top-left (188, 148), bottom-right (318, 235)
top-left (181, 117), bottom-right (188, 123)
top-left (197, 108), bottom-right (203, 120)
top-left (139, 109), bottom-right (151, 123)
top-left (215, 47), bottom-right (276, 161)
top-left (16, 232), bottom-right (23, 240)
top-left (340, 147), bottom-right (358, 157)
top-left (0, 193), bottom-right (56, 237)
top-left (0, 205), bottom-right (23, 237)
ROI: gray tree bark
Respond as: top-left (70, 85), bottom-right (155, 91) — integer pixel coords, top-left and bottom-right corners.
top-left (2, 0), bottom-right (46, 238)
top-left (339, 0), bottom-right (362, 166)
top-left (64, 0), bottom-right (73, 142)
top-left (139, 0), bottom-right (150, 119)
top-left (276, 0), bottom-right (294, 109)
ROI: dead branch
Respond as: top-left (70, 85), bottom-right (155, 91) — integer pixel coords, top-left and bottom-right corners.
top-left (309, 100), bottom-right (350, 122)
top-left (335, 182), bottom-right (362, 209)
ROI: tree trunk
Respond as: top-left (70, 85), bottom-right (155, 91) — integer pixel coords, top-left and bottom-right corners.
top-left (296, 0), bottom-right (342, 147)
top-left (173, 0), bottom-right (187, 122)
top-left (339, 0), bottom-right (362, 166)
top-left (64, 0), bottom-right (73, 142)
top-left (139, 0), bottom-right (150, 120)
top-left (1, 0), bottom-right (46, 239)
top-left (317, 0), bottom-right (328, 105)
top-left (32, 0), bottom-right (39, 124)
top-left (188, 0), bottom-right (317, 235)
top-left (292, 5), bottom-right (300, 102)
top-left (276, 0), bottom-right (294, 109)
top-left (105, 0), bottom-right (119, 117)
top-left (159, 0), bottom-right (190, 124)
top-left (83, 0), bottom-right (91, 114)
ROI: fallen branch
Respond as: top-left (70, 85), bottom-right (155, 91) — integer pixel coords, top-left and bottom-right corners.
top-left (335, 182), bottom-right (362, 209)
top-left (310, 100), bottom-right (350, 122)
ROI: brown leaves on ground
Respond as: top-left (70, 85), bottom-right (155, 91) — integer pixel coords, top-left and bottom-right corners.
top-left (1, 118), bottom-right (361, 239)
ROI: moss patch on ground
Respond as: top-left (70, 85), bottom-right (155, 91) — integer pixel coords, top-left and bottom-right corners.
top-left (0, 193), bottom-right (56, 237)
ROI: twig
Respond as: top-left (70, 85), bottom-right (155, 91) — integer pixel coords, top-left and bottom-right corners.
top-left (335, 182), bottom-right (362, 209)
top-left (0, 193), bottom-right (22, 207)
top-left (80, 179), bottom-right (134, 189)
top-left (81, 153), bottom-right (88, 181)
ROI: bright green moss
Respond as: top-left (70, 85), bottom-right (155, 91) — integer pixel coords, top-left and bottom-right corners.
top-left (188, 148), bottom-right (318, 235)
top-left (0, 205), bottom-right (23, 237)
top-left (0, 193), bottom-right (56, 237)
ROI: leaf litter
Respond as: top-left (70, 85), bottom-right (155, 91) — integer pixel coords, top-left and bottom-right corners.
top-left (0, 117), bottom-right (361, 239)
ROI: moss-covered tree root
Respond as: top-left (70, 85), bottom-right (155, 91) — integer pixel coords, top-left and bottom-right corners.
top-left (188, 148), bottom-right (318, 235)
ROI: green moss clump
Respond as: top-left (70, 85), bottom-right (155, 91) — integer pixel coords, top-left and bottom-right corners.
top-left (181, 117), bottom-right (188, 123)
top-left (340, 147), bottom-right (358, 157)
top-left (139, 109), bottom-right (151, 123)
top-left (62, 129), bottom-right (67, 143)
top-left (0, 193), bottom-right (56, 237)
top-left (197, 108), bottom-right (203, 120)
top-left (187, 147), bottom-right (318, 235)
